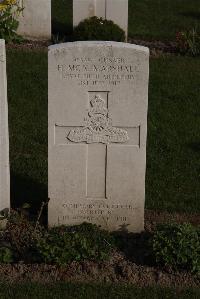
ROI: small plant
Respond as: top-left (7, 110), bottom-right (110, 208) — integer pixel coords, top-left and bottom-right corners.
top-left (6, 210), bottom-right (43, 261)
top-left (51, 33), bottom-right (66, 45)
top-left (176, 28), bottom-right (200, 56)
top-left (37, 222), bottom-right (116, 265)
top-left (0, 208), bottom-right (9, 220)
top-left (0, 246), bottom-right (13, 263)
top-left (0, 208), bottom-right (9, 230)
top-left (73, 16), bottom-right (125, 42)
top-left (0, 0), bottom-right (23, 42)
top-left (152, 223), bottom-right (200, 274)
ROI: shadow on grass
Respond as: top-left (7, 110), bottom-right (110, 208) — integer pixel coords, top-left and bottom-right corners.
top-left (52, 20), bottom-right (73, 42)
top-left (114, 231), bottom-right (154, 266)
top-left (51, 0), bottom-right (73, 42)
top-left (10, 172), bottom-right (48, 224)
top-left (179, 11), bottom-right (200, 21)
top-left (188, 142), bottom-right (200, 153)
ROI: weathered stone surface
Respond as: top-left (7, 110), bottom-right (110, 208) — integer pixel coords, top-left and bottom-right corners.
top-left (48, 41), bottom-right (149, 232)
top-left (73, 0), bottom-right (128, 36)
top-left (0, 40), bottom-right (10, 213)
top-left (73, 0), bottom-right (105, 26)
top-left (17, 0), bottom-right (51, 40)
top-left (106, 0), bottom-right (128, 37)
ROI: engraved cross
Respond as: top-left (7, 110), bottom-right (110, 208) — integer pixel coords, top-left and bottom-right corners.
top-left (55, 92), bottom-right (140, 200)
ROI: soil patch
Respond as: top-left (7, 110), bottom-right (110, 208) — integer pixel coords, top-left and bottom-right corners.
top-left (145, 209), bottom-right (200, 232)
top-left (0, 252), bottom-right (199, 289)
top-left (6, 40), bottom-right (50, 51)
top-left (0, 210), bottom-right (199, 288)
top-left (128, 39), bottom-right (178, 56)
top-left (6, 39), bottom-right (179, 56)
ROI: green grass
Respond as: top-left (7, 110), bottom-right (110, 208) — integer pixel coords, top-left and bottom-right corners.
top-left (52, 0), bottom-right (73, 40)
top-left (146, 55), bottom-right (200, 212)
top-left (7, 49), bottom-right (47, 212)
top-left (51, 0), bottom-right (200, 41)
top-left (129, 0), bottom-right (200, 41)
top-left (6, 49), bottom-right (200, 214)
top-left (0, 283), bottom-right (199, 299)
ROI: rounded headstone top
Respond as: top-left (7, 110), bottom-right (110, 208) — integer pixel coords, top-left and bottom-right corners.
top-left (49, 41), bottom-right (149, 55)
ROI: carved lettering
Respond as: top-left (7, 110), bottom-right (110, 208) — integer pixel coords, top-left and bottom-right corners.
top-left (62, 203), bottom-right (135, 210)
top-left (59, 202), bottom-right (135, 223)
top-left (57, 56), bottom-right (139, 86)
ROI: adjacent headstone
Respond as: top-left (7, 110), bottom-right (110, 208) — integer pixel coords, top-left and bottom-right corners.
top-left (73, 0), bottom-right (128, 37)
top-left (17, 0), bottom-right (51, 40)
top-left (48, 41), bottom-right (149, 232)
top-left (106, 0), bottom-right (128, 37)
top-left (0, 40), bottom-right (10, 213)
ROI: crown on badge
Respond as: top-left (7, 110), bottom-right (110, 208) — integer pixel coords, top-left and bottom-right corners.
top-left (90, 95), bottom-right (105, 108)
top-left (90, 95), bottom-right (107, 116)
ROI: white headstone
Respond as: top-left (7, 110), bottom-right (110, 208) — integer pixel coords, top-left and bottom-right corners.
top-left (0, 40), bottom-right (10, 213)
top-left (106, 0), bottom-right (128, 37)
top-left (48, 41), bottom-right (149, 232)
top-left (17, 0), bottom-right (51, 40)
top-left (73, 0), bottom-right (128, 37)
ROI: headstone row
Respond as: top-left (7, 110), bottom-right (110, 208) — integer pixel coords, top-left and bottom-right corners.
top-left (16, 0), bottom-right (128, 40)
top-left (73, 0), bottom-right (128, 36)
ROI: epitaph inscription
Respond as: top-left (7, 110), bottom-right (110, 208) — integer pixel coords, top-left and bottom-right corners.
top-left (59, 203), bottom-right (138, 226)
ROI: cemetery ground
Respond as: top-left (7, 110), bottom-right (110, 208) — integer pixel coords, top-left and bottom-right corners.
top-left (52, 0), bottom-right (199, 41)
top-left (7, 49), bottom-right (200, 215)
top-left (0, 283), bottom-right (200, 299)
top-left (1, 0), bottom-right (200, 297)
